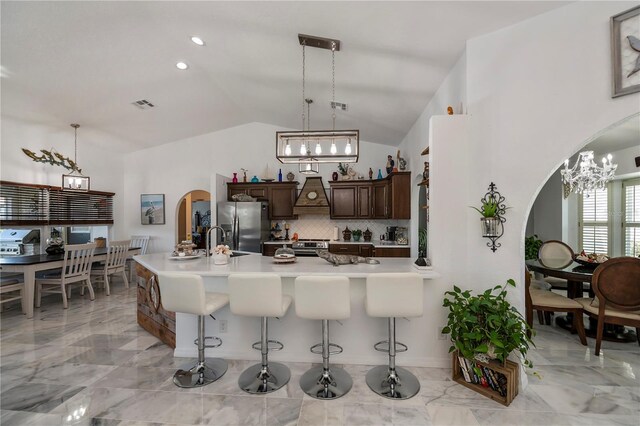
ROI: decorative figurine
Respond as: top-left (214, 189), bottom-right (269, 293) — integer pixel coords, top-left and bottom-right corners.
top-left (386, 155), bottom-right (395, 174)
top-left (241, 168), bottom-right (248, 182)
top-left (377, 169), bottom-right (383, 179)
top-left (423, 161), bottom-right (429, 180)
top-left (287, 171), bottom-right (295, 182)
top-left (398, 157), bottom-right (407, 171)
top-left (368, 168), bottom-right (373, 179)
top-left (447, 106), bottom-right (454, 115)
top-left (342, 226), bottom-right (352, 242)
top-left (232, 172), bottom-right (238, 183)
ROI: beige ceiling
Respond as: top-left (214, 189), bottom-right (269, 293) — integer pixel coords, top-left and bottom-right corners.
top-left (1, 1), bottom-right (568, 151)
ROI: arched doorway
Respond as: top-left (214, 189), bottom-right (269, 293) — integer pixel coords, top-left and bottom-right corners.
top-left (176, 190), bottom-right (211, 248)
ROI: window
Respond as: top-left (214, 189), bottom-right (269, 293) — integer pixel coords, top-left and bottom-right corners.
top-left (623, 178), bottom-right (640, 257)
top-left (579, 186), bottom-right (609, 254)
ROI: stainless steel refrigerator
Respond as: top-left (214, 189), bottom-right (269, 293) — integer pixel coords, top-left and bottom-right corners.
top-left (216, 201), bottom-right (270, 253)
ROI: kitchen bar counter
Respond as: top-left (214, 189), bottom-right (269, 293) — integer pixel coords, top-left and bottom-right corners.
top-left (263, 240), bottom-right (409, 249)
top-left (133, 252), bottom-right (442, 367)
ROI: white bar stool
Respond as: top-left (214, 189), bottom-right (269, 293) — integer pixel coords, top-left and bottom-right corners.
top-left (158, 273), bottom-right (229, 388)
top-left (229, 273), bottom-right (292, 394)
top-left (365, 273), bottom-right (423, 399)
top-left (295, 276), bottom-right (352, 400)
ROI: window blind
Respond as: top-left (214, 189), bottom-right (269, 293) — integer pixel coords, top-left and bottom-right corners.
top-left (0, 182), bottom-right (49, 225)
top-left (623, 179), bottom-right (640, 257)
top-left (49, 189), bottom-right (113, 225)
top-left (580, 187), bottom-right (609, 254)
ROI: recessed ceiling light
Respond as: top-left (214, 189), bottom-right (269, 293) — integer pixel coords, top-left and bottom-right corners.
top-left (176, 62), bottom-right (189, 70)
top-left (191, 36), bottom-right (205, 46)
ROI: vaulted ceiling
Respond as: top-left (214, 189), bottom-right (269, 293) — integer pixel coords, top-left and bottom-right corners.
top-left (1, 1), bottom-right (568, 151)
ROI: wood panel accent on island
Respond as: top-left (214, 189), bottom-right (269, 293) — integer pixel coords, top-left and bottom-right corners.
top-left (135, 262), bottom-right (175, 348)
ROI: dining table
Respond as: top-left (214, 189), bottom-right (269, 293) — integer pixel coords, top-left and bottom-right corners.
top-left (0, 246), bottom-right (141, 318)
top-left (525, 259), bottom-right (636, 343)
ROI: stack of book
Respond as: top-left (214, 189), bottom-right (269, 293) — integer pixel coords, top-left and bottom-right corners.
top-left (456, 355), bottom-right (508, 397)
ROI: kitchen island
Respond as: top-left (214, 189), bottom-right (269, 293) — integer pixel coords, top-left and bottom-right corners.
top-left (134, 252), bottom-right (441, 367)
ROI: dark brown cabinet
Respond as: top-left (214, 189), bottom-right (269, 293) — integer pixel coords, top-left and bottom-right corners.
top-left (329, 172), bottom-right (410, 220)
top-left (227, 182), bottom-right (298, 220)
top-left (262, 243), bottom-right (292, 257)
top-left (329, 243), bottom-right (373, 256)
top-left (372, 247), bottom-right (410, 257)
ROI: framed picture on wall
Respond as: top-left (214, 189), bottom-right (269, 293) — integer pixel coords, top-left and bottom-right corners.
top-left (141, 194), bottom-right (165, 225)
top-left (612, 5), bottom-right (640, 97)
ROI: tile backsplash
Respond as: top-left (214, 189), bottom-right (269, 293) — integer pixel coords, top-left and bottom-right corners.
top-left (272, 215), bottom-right (410, 242)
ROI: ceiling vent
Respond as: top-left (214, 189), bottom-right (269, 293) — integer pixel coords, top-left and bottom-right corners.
top-left (132, 99), bottom-right (155, 110)
top-left (330, 101), bottom-right (348, 111)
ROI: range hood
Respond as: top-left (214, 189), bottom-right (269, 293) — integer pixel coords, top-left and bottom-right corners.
top-left (293, 177), bottom-right (330, 215)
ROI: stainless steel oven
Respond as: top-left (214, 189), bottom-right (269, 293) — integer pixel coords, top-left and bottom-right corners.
top-left (291, 239), bottom-right (329, 257)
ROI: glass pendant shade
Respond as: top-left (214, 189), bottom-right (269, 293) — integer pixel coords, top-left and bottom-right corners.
top-left (277, 130), bottom-right (359, 164)
top-left (299, 159), bottom-right (319, 174)
top-left (62, 173), bottom-right (90, 191)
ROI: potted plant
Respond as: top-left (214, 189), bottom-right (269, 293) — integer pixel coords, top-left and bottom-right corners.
top-left (213, 244), bottom-right (232, 265)
top-left (471, 197), bottom-right (502, 237)
top-left (442, 279), bottom-right (534, 371)
top-left (525, 234), bottom-right (543, 260)
top-left (352, 229), bottom-right (362, 242)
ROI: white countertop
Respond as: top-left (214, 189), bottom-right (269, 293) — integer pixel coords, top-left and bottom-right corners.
top-left (134, 252), bottom-right (438, 279)
top-left (263, 240), bottom-right (409, 249)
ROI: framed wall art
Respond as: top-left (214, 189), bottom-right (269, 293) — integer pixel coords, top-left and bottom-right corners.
top-left (612, 5), bottom-right (640, 97)
top-left (141, 194), bottom-right (165, 225)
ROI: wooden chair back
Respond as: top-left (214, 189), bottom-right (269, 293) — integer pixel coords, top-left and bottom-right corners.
top-left (63, 243), bottom-right (97, 281)
top-left (106, 240), bottom-right (130, 272)
top-left (538, 240), bottom-right (574, 269)
top-left (130, 235), bottom-right (150, 255)
top-left (592, 257), bottom-right (640, 312)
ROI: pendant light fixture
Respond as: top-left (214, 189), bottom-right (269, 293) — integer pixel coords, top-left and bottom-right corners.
top-left (276, 34), bottom-right (359, 169)
top-left (62, 124), bottom-right (90, 192)
top-left (560, 151), bottom-right (617, 196)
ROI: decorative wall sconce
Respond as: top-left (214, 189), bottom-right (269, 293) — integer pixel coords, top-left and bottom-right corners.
top-left (472, 182), bottom-right (507, 252)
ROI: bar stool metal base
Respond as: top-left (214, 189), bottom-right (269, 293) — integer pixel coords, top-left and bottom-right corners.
top-left (173, 358), bottom-right (228, 388)
top-left (365, 365), bottom-right (420, 400)
top-left (300, 366), bottom-right (352, 400)
top-left (238, 362), bottom-right (291, 394)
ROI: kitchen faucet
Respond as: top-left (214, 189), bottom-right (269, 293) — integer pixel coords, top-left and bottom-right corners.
top-left (206, 226), bottom-right (227, 257)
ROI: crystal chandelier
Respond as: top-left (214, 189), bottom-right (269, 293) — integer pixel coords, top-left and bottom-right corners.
top-left (561, 151), bottom-right (617, 196)
top-left (276, 34), bottom-right (359, 172)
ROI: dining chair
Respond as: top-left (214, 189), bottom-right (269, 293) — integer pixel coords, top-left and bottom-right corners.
top-left (0, 273), bottom-right (25, 314)
top-left (35, 243), bottom-right (97, 309)
top-left (90, 240), bottom-right (130, 296)
top-left (128, 235), bottom-right (150, 281)
top-left (575, 257), bottom-right (640, 355)
top-left (537, 240), bottom-right (587, 296)
top-left (525, 266), bottom-right (587, 345)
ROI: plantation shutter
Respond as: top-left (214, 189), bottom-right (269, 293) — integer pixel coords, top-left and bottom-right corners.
top-left (623, 178), bottom-right (640, 257)
top-left (579, 187), bottom-right (609, 255)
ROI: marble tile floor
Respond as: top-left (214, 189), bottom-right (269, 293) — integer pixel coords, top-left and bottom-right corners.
top-left (0, 283), bottom-right (639, 426)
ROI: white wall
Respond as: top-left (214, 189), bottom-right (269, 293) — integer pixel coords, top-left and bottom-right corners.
top-left (395, 1), bottom-right (640, 371)
top-left (124, 122), bottom-right (398, 252)
top-left (531, 169), bottom-right (563, 242)
top-left (398, 53), bottom-right (467, 257)
top-left (0, 116), bottom-right (129, 240)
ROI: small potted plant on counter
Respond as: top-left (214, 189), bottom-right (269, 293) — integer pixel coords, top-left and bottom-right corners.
top-left (352, 229), bottom-right (362, 242)
top-left (213, 244), bottom-right (232, 265)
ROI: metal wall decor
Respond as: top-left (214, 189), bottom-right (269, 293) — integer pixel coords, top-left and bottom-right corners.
top-left (478, 182), bottom-right (507, 253)
top-left (611, 5), bottom-right (640, 97)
